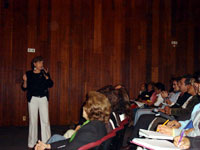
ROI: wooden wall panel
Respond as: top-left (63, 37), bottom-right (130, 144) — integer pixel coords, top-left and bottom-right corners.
top-left (0, 0), bottom-right (200, 126)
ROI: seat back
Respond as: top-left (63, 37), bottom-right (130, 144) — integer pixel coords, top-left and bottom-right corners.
top-left (78, 131), bottom-right (116, 150)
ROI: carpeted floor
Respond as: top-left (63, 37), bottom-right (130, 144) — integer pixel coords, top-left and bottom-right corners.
top-left (0, 125), bottom-right (70, 150)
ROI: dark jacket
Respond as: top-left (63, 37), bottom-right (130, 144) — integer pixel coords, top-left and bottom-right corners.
top-left (171, 95), bottom-right (200, 119)
top-left (50, 120), bottom-right (107, 150)
top-left (171, 92), bottom-right (191, 108)
top-left (22, 70), bottom-right (53, 102)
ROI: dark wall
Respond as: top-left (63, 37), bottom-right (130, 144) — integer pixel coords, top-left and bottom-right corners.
top-left (0, 0), bottom-right (200, 126)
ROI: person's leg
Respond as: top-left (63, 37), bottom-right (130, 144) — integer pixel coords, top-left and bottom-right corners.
top-left (39, 96), bottom-right (51, 143)
top-left (28, 96), bottom-right (39, 148)
top-left (63, 129), bottom-right (75, 139)
top-left (131, 114), bottom-right (156, 139)
top-left (46, 134), bottom-right (66, 144)
top-left (134, 109), bottom-right (154, 125)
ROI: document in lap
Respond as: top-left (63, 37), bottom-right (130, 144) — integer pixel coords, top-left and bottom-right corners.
top-left (131, 138), bottom-right (180, 150)
top-left (139, 129), bottom-right (174, 140)
top-left (134, 101), bottom-right (145, 107)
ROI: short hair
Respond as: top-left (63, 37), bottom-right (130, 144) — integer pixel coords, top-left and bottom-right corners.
top-left (182, 74), bottom-right (193, 85)
top-left (154, 82), bottom-right (165, 91)
top-left (31, 56), bottom-right (44, 70)
top-left (84, 91), bottom-right (111, 123)
top-left (170, 77), bottom-right (181, 83)
top-left (193, 71), bottom-right (200, 83)
top-left (147, 82), bottom-right (155, 89)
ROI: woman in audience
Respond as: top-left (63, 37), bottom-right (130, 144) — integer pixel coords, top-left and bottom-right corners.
top-left (132, 82), bottom-right (165, 126)
top-left (136, 83), bottom-right (147, 100)
top-left (160, 77), bottom-right (181, 107)
top-left (98, 86), bottom-right (132, 131)
top-left (139, 82), bottom-right (154, 101)
top-left (35, 91), bottom-right (111, 150)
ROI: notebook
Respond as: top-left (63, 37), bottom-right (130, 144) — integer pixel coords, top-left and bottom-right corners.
top-left (139, 129), bottom-right (174, 140)
top-left (131, 138), bottom-right (180, 150)
top-left (134, 101), bottom-right (145, 107)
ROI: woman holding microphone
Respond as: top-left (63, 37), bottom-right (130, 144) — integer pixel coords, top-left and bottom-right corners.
top-left (22, 56), bottom-right (53, 149)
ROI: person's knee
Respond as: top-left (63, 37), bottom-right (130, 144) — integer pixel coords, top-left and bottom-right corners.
top-left (51, 134), bottom-right (61, 138)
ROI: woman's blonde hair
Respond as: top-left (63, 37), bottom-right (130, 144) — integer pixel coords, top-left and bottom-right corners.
top-left (84, 91), bottom-right (111, 123)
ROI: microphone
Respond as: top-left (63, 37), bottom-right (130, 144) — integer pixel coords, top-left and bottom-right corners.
top-left (41, 69), bottom-right (46, 75)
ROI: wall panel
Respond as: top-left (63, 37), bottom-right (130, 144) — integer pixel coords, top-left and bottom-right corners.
top-left (0, 0), bottom-right (200, 126)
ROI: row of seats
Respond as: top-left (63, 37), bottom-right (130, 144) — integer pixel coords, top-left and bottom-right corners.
top-left (78, 118), bottom-right (129, 150)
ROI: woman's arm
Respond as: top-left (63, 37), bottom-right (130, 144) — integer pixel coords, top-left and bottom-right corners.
top-left (21, 73), bottom-right (27, 90)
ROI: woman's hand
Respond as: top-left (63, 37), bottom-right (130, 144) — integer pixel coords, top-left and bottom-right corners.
top-left (161, 91), bottom-right (168, 98)
top-left (35, 140), bottom-right (51, 150)
top-left (157, 125), bottom-right (173, 136)
top-left (42, 68), bottom-right (49, 79)
top-left (165, 99), bottom-right (172, 105)
top-left (23, 74), bottom-right (27, 81)
top-left (166, 120), bottom-right (181, 128)
top-left (184, 128), bottom-right (194, 135)
top-left (174, 136), bottom-right (190, 149)
top-left (22, 74), bottom-right (27, 88)
top-left (75, 125), bottom-right (81, 132)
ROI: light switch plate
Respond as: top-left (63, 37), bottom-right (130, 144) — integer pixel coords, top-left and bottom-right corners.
top-left (27, 48), bottom-right (35, 53)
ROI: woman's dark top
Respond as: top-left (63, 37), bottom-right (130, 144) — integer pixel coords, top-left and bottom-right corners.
top-left (50, 120), bottom-right (107, 150)
top-left (22, 70), bottom-right (53, 102)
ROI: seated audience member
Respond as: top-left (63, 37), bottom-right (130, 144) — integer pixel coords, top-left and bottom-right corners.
top-left (98, 85), bottom-right (132, 131)
top-left (129, 75), bottom-right (195, 140)
top-left (35, 91), bottom-right (111, 150)
top-left (133, 78), bottom-right (181, 126)
top-left (159, 75), bottom-right (193, 119)
top-left (159, 76), bottom-right (200, 121)
top-left (140, 82), bottom-right (165, 107)
top-left (139, 82), bottom-right (154, 101)
top-left (174, 136), bottom-right (200, 149)
top-left (133, 82), bottom-right (165, 125)
top-left (77, 84), bottom-right (131, 133)
top-left (136, 83), bottom-right (147, 100)
top-left (115, 84), bottom-right (130, 102)
top-left (160, 77), bottom-right (181, 107)
top-left (157, 103), bottom-right (200, 137)
top-left (157, 76), bottom-right (200, 137)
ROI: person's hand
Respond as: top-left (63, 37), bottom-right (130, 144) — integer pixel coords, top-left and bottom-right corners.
top-left (158, 108), bottom-right (165, 113)
top-left (42, 67), bottom-right (49, 79)
top-left (165, 99), bottom-right (172, 105)
top-left (161, 91), bottom-right (168, 98)
top-left (166, 120), bottom-right (181, 128)
top-left (75, 125), bottom-right (81, 132)
top-left (184, 128), bottom-right (194, 135)
top-left (157, 125), bottom-right (173, 136)
top-left (23, 74), bottom-right (27, 81)
top-left (43, 67), bottom-right (48, 74)
top-left (164, 106), bottom-right (171, 115)
top-left (174, 136), bottom-right (190, 149)
top-left (115, 85), bottom-right (122, 89)
top-left (35, 140), bottom-right (51, 150)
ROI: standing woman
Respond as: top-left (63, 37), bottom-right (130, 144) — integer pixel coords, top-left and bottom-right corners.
top-left (22, 56), bottom-right (53, 149)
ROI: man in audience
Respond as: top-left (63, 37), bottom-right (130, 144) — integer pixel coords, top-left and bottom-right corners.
top-left (159, 75), bottom-right (193, 120)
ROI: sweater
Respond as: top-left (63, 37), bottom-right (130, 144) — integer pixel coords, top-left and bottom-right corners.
top-left (22, 70), bottom-right (53, 102)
